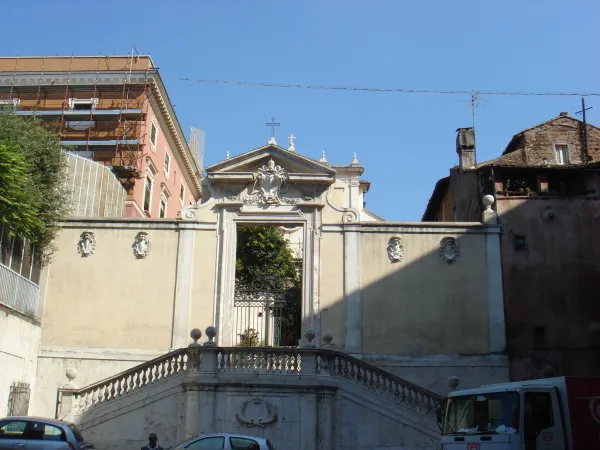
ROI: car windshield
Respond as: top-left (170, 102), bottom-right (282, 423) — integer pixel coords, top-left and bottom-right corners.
top-left (443, 391), bottom-right (520, 435)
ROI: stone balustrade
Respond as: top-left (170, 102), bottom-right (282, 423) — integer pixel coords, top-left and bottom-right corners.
top-left (58, 328), bottom-right (444, 420)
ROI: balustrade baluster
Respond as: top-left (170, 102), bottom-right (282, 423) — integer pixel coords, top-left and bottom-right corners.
top-left (375, 373), bottom-right (382, 391)
top-left (368, 371), bottom-right (375, 390)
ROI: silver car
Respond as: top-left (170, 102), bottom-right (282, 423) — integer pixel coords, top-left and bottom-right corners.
top-left (174, 433), bottom-right (274, 450)
top-left (0, 416), bottom-right (90, 450)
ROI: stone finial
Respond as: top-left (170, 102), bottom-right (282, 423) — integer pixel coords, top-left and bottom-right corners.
top-left (319, 151), bottom-right (328, 163)
top-left (226, 151), bottom-right (230, 160)
top-left (268, 136), bottom-right (277, 145)
top-left (303, 328), bottom-right (316, 349)
top-left (189, 328), bottom-right (202, 347)
top-left (64, 368), bottom-right (78, 389)
top-left (322, 331), bottom-right (334, 349)
top-left (204, 326), bottom-right (217, 347)
top-left (351, 152), bottom-right (359, 165)
top-left (288, 134), bottom-right (296, 152)
top-left (448, 376), bottom-right (460, 391)
top-left (482, 194), bottom-right (498, 225)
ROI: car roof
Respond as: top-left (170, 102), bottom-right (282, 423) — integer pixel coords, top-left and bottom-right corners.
top-left (185, 433), bottom-right (268, 444)
top-left (0, 416), bottom-right (74, 427)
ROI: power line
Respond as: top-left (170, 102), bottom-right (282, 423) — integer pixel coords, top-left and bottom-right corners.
top-left (162, 75), bottom-right (600, 97)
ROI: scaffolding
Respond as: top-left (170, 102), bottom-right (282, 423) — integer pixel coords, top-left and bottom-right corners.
top-left (1, 55), bottom-right (151, 183)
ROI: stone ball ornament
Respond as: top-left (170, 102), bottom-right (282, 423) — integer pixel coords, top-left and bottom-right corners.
top-left (482, 194), bottom-right (495, 210)
top-left (189, 328), bottom-right (202, 347)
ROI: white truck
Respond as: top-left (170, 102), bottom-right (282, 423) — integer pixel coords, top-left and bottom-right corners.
top-left (440, 377), bottom-right (600, 450)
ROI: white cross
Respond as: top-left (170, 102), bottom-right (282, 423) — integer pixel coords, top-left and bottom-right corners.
top-left (288, 134), bottom-right (296, 146)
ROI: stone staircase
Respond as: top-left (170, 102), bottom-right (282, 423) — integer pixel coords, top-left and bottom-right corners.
top-left (57, 336), bottom-right (444, 450)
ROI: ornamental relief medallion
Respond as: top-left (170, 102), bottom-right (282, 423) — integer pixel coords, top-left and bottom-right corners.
top-left (439, 237), bottom-right (459, 264)
top-left (78, 231), bottom-right (96, 257)
top-left (387, 236), bottom-right (405, 263)
top-left (235, 398), bottom-right (278, 428)
top-left (132, 232), bottom-right (151, 259)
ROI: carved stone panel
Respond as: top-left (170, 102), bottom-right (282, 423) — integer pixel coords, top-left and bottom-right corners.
top-left (78, 231), bottom-right (96, 257)
top-left (246, 159), bottom-right (288, 205)
top-left (439, 237), bottom-right (459, 264)
top-left (132, 232), bottom-right (151, 259)
top-left (387, 236), bottom-right (405, 263)
top-left (235, 398), bottom-right (278, 427)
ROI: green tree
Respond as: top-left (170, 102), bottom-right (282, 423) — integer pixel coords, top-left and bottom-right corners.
top-left (235, 225), bottom-right (300, 287)
top-left (0, 110), bottom-right (70, 259)
top-left (236, 226), bottom-right (302, 347)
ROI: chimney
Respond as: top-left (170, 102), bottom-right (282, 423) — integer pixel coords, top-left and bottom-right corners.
top-left (456, 128), bottom-right (475, 170)
top-left (559, 112), bottom-right (568, 117)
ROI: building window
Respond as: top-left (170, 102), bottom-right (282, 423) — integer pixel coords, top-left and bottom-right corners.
top-left (534, 326), bottom-right (546, 347)
top-left (150, 122), bottom-right (157, 151)
top-left (554, 144), bottom-right (569, 165)
top-left (143, 176), bottom-right (153, 214)
top-left (179, 183), bottom-right (185, 205)
top-left (159, 197), bottom-right (167, 218)
top-left (515, 235), bottom-right (528, 251)
top-left (164, 151), bottom-right (171, 177)
top-left (68, 98), bottom-right (98, 110)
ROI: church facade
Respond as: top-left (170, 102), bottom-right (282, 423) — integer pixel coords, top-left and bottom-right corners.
top-left (31, 141), bottom-right (508, 420)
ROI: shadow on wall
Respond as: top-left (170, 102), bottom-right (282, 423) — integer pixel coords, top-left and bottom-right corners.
top-left (492, 194), bottom-right (600, 381)
top-left (315, 220), bottom-right (508, 395)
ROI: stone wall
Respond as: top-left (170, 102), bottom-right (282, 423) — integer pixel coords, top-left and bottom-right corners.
top-left (0, 306), bottom-right (41, 417)
top-left (521, 117), bottom-right (600, 164)
top-left (497, 196), bottom-right (600, 380)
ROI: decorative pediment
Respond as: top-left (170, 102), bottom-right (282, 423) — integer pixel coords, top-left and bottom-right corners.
top-left (205, 144), bottom-right (336, 185)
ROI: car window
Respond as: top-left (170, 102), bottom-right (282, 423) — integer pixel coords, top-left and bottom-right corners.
top-left (26, 422), bottom-right (65, 441)
top-left (230, 437), bottom-right (259, 449)
top-left (185, 437), bottom-right (225, 449)
top-left (0, 420), bottom-right (28, 438)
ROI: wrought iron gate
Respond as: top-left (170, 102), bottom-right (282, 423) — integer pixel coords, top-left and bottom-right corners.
top-left (7, 381), bottom-right (30, 416)
top-left (234, 275), bottom-right (301, 347)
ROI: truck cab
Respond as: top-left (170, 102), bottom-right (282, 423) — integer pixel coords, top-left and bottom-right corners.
top-left (441, 384), bottom-right (566, 450)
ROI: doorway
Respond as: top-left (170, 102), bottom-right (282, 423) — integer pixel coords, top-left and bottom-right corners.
top-left (233, 225), bottom-right (303, 347)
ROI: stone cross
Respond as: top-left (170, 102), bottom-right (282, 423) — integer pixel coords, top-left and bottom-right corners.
top-left (288, 134), bottom-right (296, 146)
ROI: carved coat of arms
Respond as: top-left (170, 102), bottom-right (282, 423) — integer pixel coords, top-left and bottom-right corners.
top-left (387, 236), bottom-right (405, 263)
top-left (439, 237), bottom-right (459, 264)
top-left (236, 398), bottom-right (278, 428)
top-left (253, 159), bottom-right (287, 204)
top-left (78, 231), bottom-right (96, 257)
top-left (132, 232), bottom-right (151, 259)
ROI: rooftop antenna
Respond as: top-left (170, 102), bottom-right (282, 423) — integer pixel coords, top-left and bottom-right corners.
top-left (575, 97), bottom-right (593, 162)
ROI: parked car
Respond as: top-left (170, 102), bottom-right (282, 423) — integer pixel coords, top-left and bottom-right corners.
top-left (0, 416), bottom-right (92, 450)
top-left (173, 433), bottom-right (273, 450)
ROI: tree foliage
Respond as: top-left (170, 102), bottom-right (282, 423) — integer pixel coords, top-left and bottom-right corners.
top-left (235, 225), bottom-right (300, 287)
top-left (0, 110), bottom-right (70, 259)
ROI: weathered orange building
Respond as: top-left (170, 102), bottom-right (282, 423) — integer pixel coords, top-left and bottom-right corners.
top-left (423, 113), bottom-right (600, 380)
top-left (0, 56), bottom-right (202, 218)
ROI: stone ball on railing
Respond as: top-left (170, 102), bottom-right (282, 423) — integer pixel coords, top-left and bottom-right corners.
top-left (448, 376), bottom-right (460, 390)
top-left (66, 368), bottom-right (78, 381)
top-left (322, 331), bottom-right (334, 348)
top-left (189, 328), bottom-right (202, 347)
top-left (482, 195), bottom-right (495, 210)
top-left (303, 328), bottom-right (316, 349)
top-left (204, 326), bottom-right (217, 347)
top-left (64, 368), bottom-right (78, 389)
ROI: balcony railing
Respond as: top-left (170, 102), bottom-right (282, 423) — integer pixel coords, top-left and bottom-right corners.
top-left (0, 263), bottom-right (40, 318)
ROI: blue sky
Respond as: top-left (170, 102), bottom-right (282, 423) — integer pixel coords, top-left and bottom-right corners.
top-left (4, 1), bottom-right (599, 221)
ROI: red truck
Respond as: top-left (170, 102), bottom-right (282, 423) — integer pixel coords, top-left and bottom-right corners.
top-left (440, 377), bottom-right (600, 450)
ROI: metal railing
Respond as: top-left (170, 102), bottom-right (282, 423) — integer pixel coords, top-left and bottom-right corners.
top-left (0, 262), bottom-right (40, 317)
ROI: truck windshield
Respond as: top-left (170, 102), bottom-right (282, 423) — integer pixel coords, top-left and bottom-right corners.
top-left (443, 391), bottom-right (519, 435)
